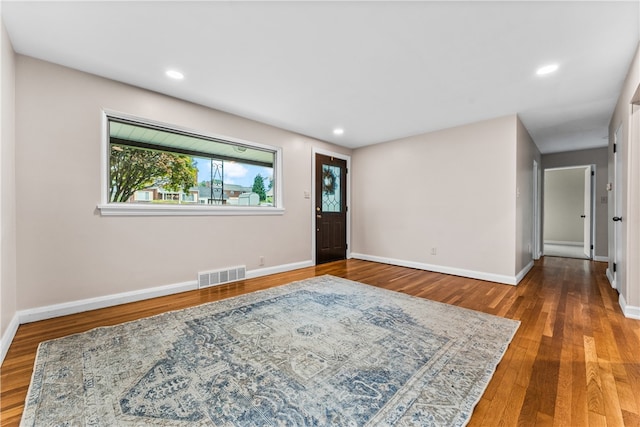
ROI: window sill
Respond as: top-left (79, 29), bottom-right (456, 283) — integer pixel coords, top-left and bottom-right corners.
top-left (97, 204), bottom-right (285, 216)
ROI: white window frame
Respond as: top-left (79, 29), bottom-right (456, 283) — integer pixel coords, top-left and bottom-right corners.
top-left (97, 110), bottom-right (284, 216)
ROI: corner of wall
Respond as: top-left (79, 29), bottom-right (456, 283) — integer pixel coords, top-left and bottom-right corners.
top-left (515, 116), bottom-right (541, 276)
top-left (1, 16), bottom-right (19, 363)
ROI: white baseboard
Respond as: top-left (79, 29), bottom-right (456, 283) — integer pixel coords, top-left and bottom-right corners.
top-left (246, 260), bottom-right (314, 280)
top-left (0, 314), bottom-right (20, 365)
top-left (544, 240), bottom-right (583, 246)
top-left (1, 260), bottom-right (315, 363)
top-left (516, 261), bottom-right (534, 284)
top-left (606, 268), bottom-right (616, 289)
top-left (619, 293), bottom-right (640, 320)
top-left (594, 256), bottom-right (608, 263)
top-left (18, 260), bottom-right (315, 325)
top-left (18, 280), bottom-right (199, 324)
top-left (350, 253), bottom-right (522, 286)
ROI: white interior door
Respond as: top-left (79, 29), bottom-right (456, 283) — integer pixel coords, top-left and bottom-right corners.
top-left (583, 166), bottom-right (592, 258)
top-left (613, 125), bottom-right (623, 288)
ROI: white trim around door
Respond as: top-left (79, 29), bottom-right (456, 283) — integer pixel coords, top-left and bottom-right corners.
top-left (311, 148), bottom-right (351, 264)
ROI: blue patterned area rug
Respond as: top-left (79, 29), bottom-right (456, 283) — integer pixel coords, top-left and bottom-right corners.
top-left (21, 275), bottom-right (519, 426)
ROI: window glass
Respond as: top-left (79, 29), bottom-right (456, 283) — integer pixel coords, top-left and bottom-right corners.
top-left (322, 164), bottom-right (342, 212)
top-left (108, 118), bottom-right (276, 208)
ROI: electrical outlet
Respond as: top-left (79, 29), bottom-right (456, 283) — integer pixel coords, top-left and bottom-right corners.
top-left (259, 256), bottom-right (265, 266)
top-left (431, 247), bottom-right (437, 255)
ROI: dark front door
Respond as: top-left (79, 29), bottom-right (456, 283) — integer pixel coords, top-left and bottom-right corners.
top-left (315, 154), bottom-right (347, 264)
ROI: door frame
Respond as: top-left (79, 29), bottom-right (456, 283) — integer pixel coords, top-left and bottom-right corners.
top-left (611, 123), bottom-right (623, 289)
top-left (583, 165), bottom-right (595, 259)
top-left (542, 165), bottom-right (595, 259)
top-left (533, 160), bottom-right (541, 260)
top-left (311, 148), bottom-right (351, 264)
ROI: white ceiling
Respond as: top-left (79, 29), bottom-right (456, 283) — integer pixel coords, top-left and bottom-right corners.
top-left (2, 1), bottom-right (639, 153)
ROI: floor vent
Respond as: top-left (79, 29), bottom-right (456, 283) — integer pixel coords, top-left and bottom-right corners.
top-left (198, 265), bottom-right (246, 289)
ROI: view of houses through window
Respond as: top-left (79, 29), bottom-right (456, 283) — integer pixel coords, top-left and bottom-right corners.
top-left (108, 117), bottom-right (276, 207)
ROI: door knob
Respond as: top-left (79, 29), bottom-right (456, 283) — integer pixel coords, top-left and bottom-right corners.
top-left (316, 214), bottom-right (322, 218)
top-left (613, 216), bottom-right (623, 222)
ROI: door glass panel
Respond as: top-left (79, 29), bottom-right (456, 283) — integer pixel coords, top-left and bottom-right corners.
top-left (322, 164), bottom-right (341, 212)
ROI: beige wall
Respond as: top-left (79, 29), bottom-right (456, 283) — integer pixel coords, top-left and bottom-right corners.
top-left (1, 18), bottom-right (17, 344)
top-left (351, 115), bottom-right (528, 282)
top-left (15, 56), bottom-right (350, 310)
top-left (543, 168), bottom-right (586, 244)
top-left (516, 118), bottom-right (541, 273)
top-left (609, 43), bottom-right (640, 316)
top-left (6, 45), bottom-right (588, 342)
top-left (542, 147), bottom-right (609, 258)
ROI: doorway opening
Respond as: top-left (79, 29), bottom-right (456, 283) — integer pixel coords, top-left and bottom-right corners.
top-left (543, 165), bottom-right (594, 259)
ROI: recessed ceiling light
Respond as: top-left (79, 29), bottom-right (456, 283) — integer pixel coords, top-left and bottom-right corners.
top-left (536, 64), bottom-right (559, 76)
top-left (333, 128), bottom-right (344, 136)
top-left (166, 69), bottom-right (184, 80)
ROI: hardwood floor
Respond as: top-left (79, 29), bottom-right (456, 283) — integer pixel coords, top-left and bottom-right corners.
top-left (2, 257), bottom-right (639, 426)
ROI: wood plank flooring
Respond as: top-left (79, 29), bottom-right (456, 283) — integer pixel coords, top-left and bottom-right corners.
top-left (2, 257), bottom-right (639, 426)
